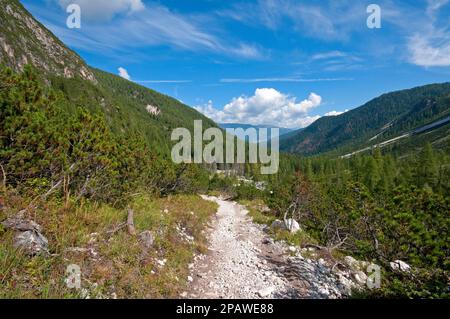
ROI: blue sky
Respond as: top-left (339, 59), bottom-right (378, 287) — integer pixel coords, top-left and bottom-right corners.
top-left (21, 0), bottom-right (450, 128)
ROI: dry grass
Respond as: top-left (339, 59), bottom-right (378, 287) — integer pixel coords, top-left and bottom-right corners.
top-left (0, 190), bottom-right (217, 299)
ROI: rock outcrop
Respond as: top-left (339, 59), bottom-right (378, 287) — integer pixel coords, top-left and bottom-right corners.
top-left (1, 215), bottom-right (49, 256)
top-left (0, 0), bottom-right (96, 83)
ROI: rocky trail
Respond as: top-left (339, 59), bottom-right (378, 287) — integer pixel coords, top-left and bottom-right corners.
top-left (183, 196), bottom-right (364, 299)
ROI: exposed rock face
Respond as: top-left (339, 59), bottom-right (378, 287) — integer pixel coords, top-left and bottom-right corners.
top-left (0, 0), bottom-right (96, 83)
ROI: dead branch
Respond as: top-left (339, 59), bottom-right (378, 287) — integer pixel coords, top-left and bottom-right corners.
top-left (328, 235), bottom-right (349, 251)
top-left (105, 222), bottom-right (127, 237)
top-left (25, 164), bottom-right (76, 211)
top-left (331, 262), bottom-right (347, 272)
top-left (0, 163), bottom-right (6, 188)
top-left (127, 208), bottom-right (136, 236)
top-left (43, 179), bottom-right (63, 199)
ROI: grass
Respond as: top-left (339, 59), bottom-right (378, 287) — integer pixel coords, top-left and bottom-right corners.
top-left (239, 198), bottom-right (318, 248)
top-left (0, 190), bottom-right (217, 299)
top-left (239, 199), bottom-right (277, 226)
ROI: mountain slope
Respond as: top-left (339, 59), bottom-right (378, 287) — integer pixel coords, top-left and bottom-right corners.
top-left (0, 0), bottom-right (95, 82)
top-left (0, 0), bottom-right (217, 154)
top-left (280, 83), bottom-right (450, 155)
top-left (219, 123), bottom-right (293, 142)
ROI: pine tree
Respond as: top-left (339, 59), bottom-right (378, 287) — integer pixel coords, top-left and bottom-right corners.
top-left (416, 143), bottom-right (438, 188)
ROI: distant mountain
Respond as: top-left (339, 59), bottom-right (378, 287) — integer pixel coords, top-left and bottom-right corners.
top-left (280, 83), bottom-right (450, 156)
top-left (219, 123), bottom-right (294, 143)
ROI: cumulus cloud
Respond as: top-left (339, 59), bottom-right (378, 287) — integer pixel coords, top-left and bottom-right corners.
top-left (118, 67), bottom-right (131, 80)
top-left (57, 0), bottom-right (145, 21)
top-left (195, 89), bottom-right (323, 129)
top-left (325, 109), bottom-right (348, 116)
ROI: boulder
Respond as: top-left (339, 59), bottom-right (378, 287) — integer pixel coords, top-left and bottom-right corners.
top-left (270, 219), bottom-right (301, 234)
top-left (344, 256), bottom-right (360, 270)
top-left (288, 246), bottom-right (297, 253)
top-left (2, 217), bottom-right (41, 233)
top-left (2, 216), bottom-right (49, 256)
top-left (14, 230), bottom-right (49, 256)
top-left (344, 256), bottom-right (371, 272)
top-left (285, 219), bottom-right (301, 233)
top-left (390, 260), bottom-right (411, 272)
top-left (352, 271), bottom-right (368, 285)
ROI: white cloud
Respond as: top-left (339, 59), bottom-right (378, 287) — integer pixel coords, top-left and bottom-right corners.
top-left (406, 1), bottom-right (450, 67)
top-left (220, 0), bottom-right (366, 41)
top-left (408, 34), bottom-right (450, 67)
top-left (230, 43), bottom-right (264, 59)
top-left (312, 51), bottom-right (347, 60)
top-left (325, 110), bottom-right (348, 116)
top-left (57, 0), bottom-right (145, 21)
top-left (195, 89), bottom-right (322, 129)
top-left (136, 80), bottom-right (192, 84)
top-left (426, 0), bottom-right (449, 17)
top-left (220, 77), bottom-right (353, 83)
top-left (118, 67), bottom-right (131, 80)
top-left (44, 2), bottom-right (262, 59)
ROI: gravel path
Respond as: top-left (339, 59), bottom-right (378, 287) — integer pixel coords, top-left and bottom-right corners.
top-left (184, 196), bottom-right (357, 299)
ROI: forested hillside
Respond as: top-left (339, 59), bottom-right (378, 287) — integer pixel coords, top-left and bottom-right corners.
top-left (280, 83), bottom-right (450, 156)
top-left (233, 143), bottom-right (449, 298)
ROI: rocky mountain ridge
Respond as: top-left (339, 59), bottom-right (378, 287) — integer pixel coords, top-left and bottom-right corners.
top-left (0, 0), bottom-right (96, 82)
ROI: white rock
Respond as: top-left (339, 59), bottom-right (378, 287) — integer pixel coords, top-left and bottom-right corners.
top-left (257, 286), bottom-right (275, 298)
top-left (270, 219), bottom-right (301, 233)
top-left (156, 259), bottom-right (167, 268)
top-left (344, 256), bottom-right (360, 269)
top-left (187, 276), bottom-right (193, 282)
top-left (146, 104), bottom-right (161, 116)
top-left (14, 230), bottom-right (49, 256)
top-left (353, 271), bottom-right (368, 285)
top-left (390, 260), bottom-right (411, 272)
top-left (285, 219), bottom-right (300, 233)
top-left (288, 246), bottom-right (297, 253)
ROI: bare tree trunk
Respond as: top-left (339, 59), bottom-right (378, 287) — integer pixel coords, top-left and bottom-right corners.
top-left (127, 208), bottom-right (136, 236)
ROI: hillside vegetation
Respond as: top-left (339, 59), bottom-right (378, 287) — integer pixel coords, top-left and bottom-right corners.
top-left (236, 144), bottom-right (450, 298)
top-left (280, 83), bottom-right (450, 156)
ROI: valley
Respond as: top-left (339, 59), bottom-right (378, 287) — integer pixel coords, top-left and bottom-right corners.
top-left (0, 0), bottom-right (449, 300)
